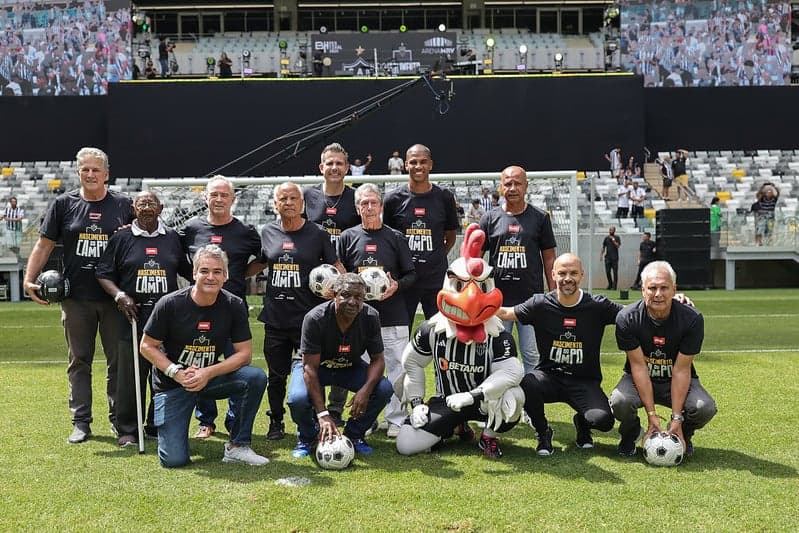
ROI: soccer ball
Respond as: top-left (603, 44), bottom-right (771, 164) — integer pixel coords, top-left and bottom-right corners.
top-left (360, 267), bottom-right (389, 301)
top-left (36, 270), bottom-right (70, 303)
top-left (643, 432), bottom-right (684, 466)
top-left (315, 434), bottom-right (355, 470)
top-left (308, 264), bottom-right (340, 298)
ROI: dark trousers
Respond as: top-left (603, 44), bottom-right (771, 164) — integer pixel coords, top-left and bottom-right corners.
top-left (403, 286), bottom-right (439, 330)
top-left (604, 258), bottom-right (618, 290)
top-left (416, 396), bottom-right (519, 438)
top-left (115, 311), bottom-right (155, 436)
top-left (263, 325), bottom-right (301, 422)
top-left (634, 259), bottom-right (652, 288)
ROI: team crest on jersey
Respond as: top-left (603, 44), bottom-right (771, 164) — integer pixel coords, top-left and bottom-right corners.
top-left (508, 224), bottom-right (520, 233)
top-left (193, 334), bottom-right (211, 346)
top-left (563, 318), bottom-right (576, 327)
top-left (145, 247), bottom-right (158, 255)
top-left (198, 322), bottom-right (211, 331)
top-left (326, 207), bottom-right (337, 215)
top-left (414, 207), bottom-right (426, 216)
top-left (653, 336), bottom-right (666, 346)
top-left (365, 244), bottom-right (377, 253)
top-left (89, 212), bottom-right (101, 221)
top-left (361, 256), bottom-right (379, 267)
top-left (475, 344), bottom-right (486, 357)
top-left (282, 241), bottom-right (294, 250)
top-left (210, 235), bottom-right (223, 244)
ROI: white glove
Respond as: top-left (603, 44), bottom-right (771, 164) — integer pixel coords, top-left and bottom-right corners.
top-left (410, 404), bottom-right (430, 428)
top-left (484, 387), bottom-right (525, 431)
top-left (446, 392), bottom-right (475, 412)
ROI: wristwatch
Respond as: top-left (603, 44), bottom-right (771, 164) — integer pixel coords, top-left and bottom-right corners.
top-left (670, 413), bottom-right (685, 422)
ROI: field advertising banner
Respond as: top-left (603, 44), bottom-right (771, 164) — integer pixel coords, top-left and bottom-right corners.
top-left (311, 32), bottom-right (458, 76)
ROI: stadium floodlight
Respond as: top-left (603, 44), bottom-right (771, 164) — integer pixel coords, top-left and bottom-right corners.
top-left (554, 52), bottom-right (564, 70)
top-left (438, 24), bottom-right (446, 32)
top-left (319, 25), bottom-right (327, 34)
top-left (519, 44), bottom-right (528, 55)
top-left (486, 37), bottom-right (495, 48)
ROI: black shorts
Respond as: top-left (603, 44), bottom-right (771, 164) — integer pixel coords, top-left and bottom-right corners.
top-left (662, 178), bottom-right (673, 187)
top-left (415, 395), bottom-right (518, 437)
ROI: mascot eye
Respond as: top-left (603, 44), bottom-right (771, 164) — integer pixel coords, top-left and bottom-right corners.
top-left (454, 280), bottom-right (465, 292)
top-left (478, 281), bottom-right (489, 292)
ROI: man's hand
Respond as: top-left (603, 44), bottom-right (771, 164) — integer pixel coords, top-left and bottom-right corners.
top-left (180, 365), bottom-right (210, 392)
top-left (410, 404), bottom-right (429, 428)
top-left (380, 272), bottom-right (399, 301)
top-left (446, 392), bottom-right (475, 412)
top-left (116, 294), bottom-right (139, 323)
top-left (643, 411), bottom-right (663, 442)
top-left (667, 420), bottom-right (686, 448)
top-left (346, 389), bottom-right (369, 420)
top-left (24, 280), bottom-right (48, 305)
top-left (318, 414), bottom-right (339, 442)
top-left (674, 293), bottom-right (694, 307)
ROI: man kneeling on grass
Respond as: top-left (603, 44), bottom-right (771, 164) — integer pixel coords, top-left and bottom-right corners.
top-left (139, 244), bottom-right (268, 467)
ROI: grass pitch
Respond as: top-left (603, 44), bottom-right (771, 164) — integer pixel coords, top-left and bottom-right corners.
top-left (0, 289), bottom-right (797, 532)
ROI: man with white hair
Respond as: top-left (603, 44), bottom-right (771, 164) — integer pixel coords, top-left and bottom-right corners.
top-left (610, 261), bottom-right (717, 458)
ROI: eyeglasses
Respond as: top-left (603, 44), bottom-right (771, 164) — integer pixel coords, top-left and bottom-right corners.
top-left (135, 200), bottom-right (160, 208)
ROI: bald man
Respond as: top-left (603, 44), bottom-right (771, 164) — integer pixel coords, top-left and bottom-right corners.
top-left (480, 165), bottom-right (557, 376)
top-left (497, 253), bottom-right (619, 456)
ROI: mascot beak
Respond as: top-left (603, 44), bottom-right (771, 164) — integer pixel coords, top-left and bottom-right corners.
top-left (437, 281), bottom-right (503, 343)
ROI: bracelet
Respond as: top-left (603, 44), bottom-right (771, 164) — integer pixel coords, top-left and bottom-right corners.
top-left (646, 410), bottom-right (657, 417)
top-left (316, 410), bottom-right (330, 420)
top-left (165, 363), bottom-right (182, 378)
top-left (114, 291), bottom-right (127, 302)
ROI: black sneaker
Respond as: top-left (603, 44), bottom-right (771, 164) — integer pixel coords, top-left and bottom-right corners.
top-left (573, 413), bottom-right (594, 449)
top-left (536, 427), bottom-right (554, 456)
top-left (617, 427), bottom-right (642, 456)
top-left (266, 419), bottom-right (285, 441)
top-left (478, 433), bottom-right (503, 458)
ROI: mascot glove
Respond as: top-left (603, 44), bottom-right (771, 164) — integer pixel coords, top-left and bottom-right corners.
top-left (410, 404), bottom-right (430, 428)
top-left (484, 387), bottom-right (525, 432)
top-left (446, 392), bottom-right (475, 412)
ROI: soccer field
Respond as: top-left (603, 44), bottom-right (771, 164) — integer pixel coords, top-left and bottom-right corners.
top-left (0, 289), bottom-right (797, 532)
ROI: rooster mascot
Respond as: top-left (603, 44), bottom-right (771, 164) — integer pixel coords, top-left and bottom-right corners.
top-left (395, 224), bottom-right (525, 458)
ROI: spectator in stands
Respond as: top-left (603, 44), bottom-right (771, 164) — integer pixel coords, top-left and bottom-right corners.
top-left (467, 198), bottom-right (485, 225)
top-left (606, 147), bottom-right (623, 180)
top-left (218, 52), bottom-right (233, 78)
top-left (632, 232), bottom-right (657, 289)
top-left (753, 183), bottom-right (780, 246)
top-left (2, 196), bottom-right (24, 254)
top-left (629, 181), bottom-right (647, 227)
top-left (144, 59), bottom-right (157, 80)
top-left (480, 188), bottom-right (493, 212)
top-left (158, 37), bottom-right (173, 78)
top-left (387, 151), bottom-right (404, 175)
top-left (350, 155), bottom-right (372, 177)
top-left (600, 226), bottom-right (621, 290)
top-left (672, 150), bottom-right (690, 202)
top-left (616, 176), bottom-right (631, 219)
top-left (659, 154), bottom-right (674, 201)
top-left (23, 147), bottom-right (134, 444)
top-left (710, 196), bottom-right (722, 232)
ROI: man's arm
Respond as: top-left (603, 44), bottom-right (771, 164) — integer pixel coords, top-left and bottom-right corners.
top-left (23, 236), bottom-right (56, 305)
top-left (349, 351), bottom-right (385, 418)
top-left (495, 306), bottom-right (517, 322)
top-left (541, 247), bottom-right (556, 290)
top-left (245, 260), bottom-right (267, 278)
top-left (96, 277), bottom-right (138, 323)
top-left (302, 352), bottom-right (338, 440)
top-left (444, 229), bottom-right (457, 254)
top-left (183, 339), bottom-right (253, 393)
top-left (626, 346), bottom-right (661, 439)
top-left (139, 333), bottom-right (193, 390)
top-left (667, 352), bottom-right (693, 445)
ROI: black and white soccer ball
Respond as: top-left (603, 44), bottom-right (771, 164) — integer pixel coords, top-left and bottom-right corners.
top-left (359, 267), bottom-right (389, 301)
top-left (315, 434), bottom-right (355, 470)
top-left (308, 264), bottom-right (340, 298)
top-left (643, 432), bottom-right (684, 466)
top-left (36, 270), bottom-right (70, 303)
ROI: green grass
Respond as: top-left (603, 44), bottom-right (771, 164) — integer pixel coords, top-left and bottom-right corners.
top-left (1, 289), bottom-right (798, 532)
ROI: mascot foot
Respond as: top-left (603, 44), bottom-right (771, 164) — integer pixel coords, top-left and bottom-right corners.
top-left (478, 433), bottom-right (503, 458)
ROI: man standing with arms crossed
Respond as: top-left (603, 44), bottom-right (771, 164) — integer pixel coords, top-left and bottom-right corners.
top-left (600, 226), bottom-right (620, 290)
top-left (480, 165), bottom-right (556, 374)
top-left (383, 144), bottom-right (459, 327)
top-left (24, 147), bottom-right (134, 444)
top-left (180, 175), bottom-right (262, 440)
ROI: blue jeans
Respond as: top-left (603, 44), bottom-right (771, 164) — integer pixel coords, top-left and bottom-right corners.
top-left (502, 319), bottom-right (539, 374)
top-left (153, 365), bottom-right (266, 468)
top-left (194, 339), bottom-right (235, 429)
top-left (287, 360), bottom-right (392, 442)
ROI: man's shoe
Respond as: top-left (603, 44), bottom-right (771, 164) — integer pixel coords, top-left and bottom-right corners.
top-left (536, 427), bottom-right (554, 456)
top-left (574, 413), bottom-right (594, 449)
top-left (118, 434), bottom-right (138, 448)
top-left (266, 419), bottom-right (285, 441)
top-left (291, 440), bottom-right (314, 458)
top-left (684, 438), bottom-right (694, 457)
top-left (144, 426), bottom-right (158, 440)
top-left (478, 433), bottom-right (503, 458)
top-left (618, 427), bottom-right (643, 456)
top-left (194, 425), bottom-right (214, 439)
top-left (455, 422), bottom-right (475, 442)
top-left (329, 410), bottom-right (345, 427)
top-left (222, 443), bottom-right (269, 465)
top-left (350, 438), bottom-right (373, 455)
top-left (67, 423), bottom-right (91, 444)
top-left (386, 423), bottom-right (401, 438)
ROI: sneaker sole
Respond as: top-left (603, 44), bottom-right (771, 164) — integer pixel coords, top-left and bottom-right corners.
top-left (536, 449), bottom-right (553, 456)
top-left (576, 442), bottom-right (594, 449)
top-left (222, 456), bottom-right (269, 465)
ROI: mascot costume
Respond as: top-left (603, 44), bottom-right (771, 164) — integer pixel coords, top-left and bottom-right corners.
top-left (395, 224), bottom-right (525, 458)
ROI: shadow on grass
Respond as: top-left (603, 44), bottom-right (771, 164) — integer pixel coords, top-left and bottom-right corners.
top-left (677, 447), bottom-right (797, 477)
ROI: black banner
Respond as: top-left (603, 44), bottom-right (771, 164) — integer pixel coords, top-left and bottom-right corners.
top-left (311, 32), bottom-right (459, 76)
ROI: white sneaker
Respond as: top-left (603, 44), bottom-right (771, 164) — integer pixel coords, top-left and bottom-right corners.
top-left (223, 443), bottom-right (269, 465)
top-left (386, 423), bottom-right (401, 438)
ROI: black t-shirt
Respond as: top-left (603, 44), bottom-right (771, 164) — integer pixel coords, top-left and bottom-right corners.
top-left (179, 217), bottom-right (261, 299)
top-left (337, 224), bottom-right (416, 327)
top-left (672, 155), bottom-right (687, 176)
top-left (602, 235), bottom-right (620, 261)
top-left (616, 300), bottom-right (703, 382)
top-left (256, 220), bottom-right (338, 329)
top-left (383, 184), bottom-right (459, 289)
top-left (144, 286), bottom-right (252, 393)
top-left (300, 300), bottom-right (383, 368)
top-left (302, 184), bottom-right (359, 244)
top-left (479, 205), bottom-right (557, 306)
top-left (639, 240), bottom-right (657, 262)
top-left (514, 291), bottom-right (621, 380)
top-left (95, 226), bottom-right (191, 310)
top-left (411, 321), bottom-right (517, 397)
top-left (40, 189), bottom-right (134, 301)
